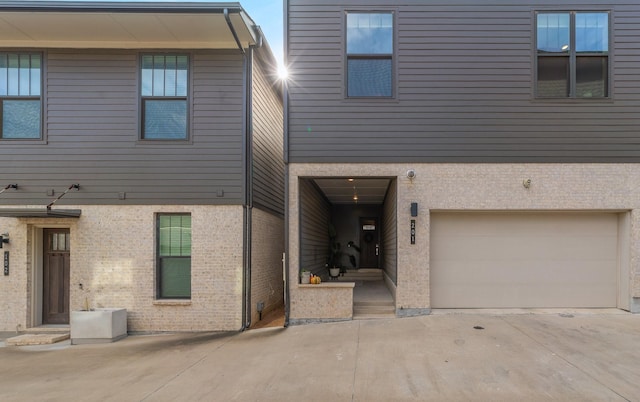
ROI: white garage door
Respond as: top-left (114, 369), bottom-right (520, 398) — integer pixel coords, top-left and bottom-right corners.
top-left (430, 213), bottom-right (618, 308)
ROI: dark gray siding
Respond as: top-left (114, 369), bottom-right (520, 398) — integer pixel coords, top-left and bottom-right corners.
top-left (0, 50), bottom-right (245, 205)
top-left (381, 181), bottom-right (397, 284)
top-left (299, 179), bottom-right (331, 277)
top-left (251, 49), bottom-right (285, 216)
top-left (287, 0), bottom-right (640, 162)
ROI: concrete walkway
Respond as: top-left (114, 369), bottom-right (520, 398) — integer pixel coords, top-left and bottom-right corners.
top-left (1, 311), bottom-right (639, 401)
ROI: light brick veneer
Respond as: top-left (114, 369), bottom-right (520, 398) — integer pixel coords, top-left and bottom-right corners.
top-left (288, 163), bottom-right (640, 320)
top-left (0, 205), bottom-right (246, 332)
top-left (250, 208), bottom-right (284, 325)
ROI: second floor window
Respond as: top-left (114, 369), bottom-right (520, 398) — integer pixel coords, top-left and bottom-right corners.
top-left (536, 12), bottom-right (609, 98)
top-left (0, 53), bottom-right (41, 139)
top-left (346, 12), bottom-right (394, 98)
top-left (141, 55), bottom-right (188, 140)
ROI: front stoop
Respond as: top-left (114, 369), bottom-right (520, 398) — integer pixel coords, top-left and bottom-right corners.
top-left (6, 333), bottom-right (70, 346)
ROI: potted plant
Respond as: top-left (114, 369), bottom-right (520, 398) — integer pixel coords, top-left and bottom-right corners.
top-left (327, 223), bottom-right (360, 278)
top-left (300, 269), bottom-right (311, 284)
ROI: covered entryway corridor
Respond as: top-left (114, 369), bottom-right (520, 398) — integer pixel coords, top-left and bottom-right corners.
top-left (297, 177), bottom-right (398, 319)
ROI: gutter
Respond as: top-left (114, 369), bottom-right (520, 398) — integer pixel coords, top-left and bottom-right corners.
top-left (230, 9), bottom-right (263, 330)
top-left (0, 1), bottom-right (244, 14)
top-left (283, 0), bottom-right (291, 327)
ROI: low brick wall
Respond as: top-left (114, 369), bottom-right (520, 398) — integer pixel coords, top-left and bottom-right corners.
top-left (289, 282), bottom-right (355, 324)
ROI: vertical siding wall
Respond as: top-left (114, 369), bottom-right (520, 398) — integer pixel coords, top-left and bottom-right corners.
top-left (0, 50), bottom-right (245, 205)
top-left (382, 180), bottom-right (397, 284)
top-left (299, 179), bottom-right (331, 279)
top-left (251, 49), bottom-right (285, 216)
top-left (287, 0), bottom-right (640, 162)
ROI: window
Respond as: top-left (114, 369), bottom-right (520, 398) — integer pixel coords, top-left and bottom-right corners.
top-left (536, 12), bottom-right (609, 98)
top-left (0, 53), bottom-right (41, 139)
top-left (157, 214), bottom-right (191, 299)
top-left (141, 55), bottom-right (188, 139)
top-left (346, 12), bottom-right (394, 97)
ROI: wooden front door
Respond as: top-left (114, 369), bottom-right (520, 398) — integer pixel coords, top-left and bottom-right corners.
top-left (359, 218), bottom-right (379, 268)
top-left (43, 229), bottom-right (70, 325)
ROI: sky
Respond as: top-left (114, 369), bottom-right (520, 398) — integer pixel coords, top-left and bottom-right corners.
top-left (36, 0), bottom-right (285, 65)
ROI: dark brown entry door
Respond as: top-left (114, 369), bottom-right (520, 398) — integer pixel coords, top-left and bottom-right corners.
top-left (359, 218), bottom-right (379, 268)
top-left (43, 229), bottom-right (70, 325)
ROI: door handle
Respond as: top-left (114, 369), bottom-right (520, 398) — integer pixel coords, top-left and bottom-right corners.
top-left (375, 244), bottom-right (379, 256)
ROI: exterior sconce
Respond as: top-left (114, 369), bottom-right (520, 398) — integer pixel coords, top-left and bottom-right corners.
top-left (0, 233), bottom-right (9, 248)
top-left (406, 169), bottom-right (416, 180)
top-left (411, 202), bottom-right (418, 217)
top-left (523, 179), bottom-right (532, 189)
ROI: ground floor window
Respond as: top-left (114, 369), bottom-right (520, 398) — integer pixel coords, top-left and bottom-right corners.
top-left (157, 213), bottom-right (191, 299)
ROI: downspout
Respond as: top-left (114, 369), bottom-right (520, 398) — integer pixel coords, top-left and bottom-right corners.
top-left (283, 0), bottom-right (291, 327)
top-left (225, 8), bottom-right (250, 330)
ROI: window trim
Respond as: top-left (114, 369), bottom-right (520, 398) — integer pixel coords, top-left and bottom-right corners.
top-left (139, 53), bottom-right (191, 142)
top-left (344, 9), bottom-right (397, 100)
top-left (534, 10), bottom-right (611, 100)
top-left (156, 213), bottom-right (192, 300)
top-left (0, 52), bottom-right (44, 141)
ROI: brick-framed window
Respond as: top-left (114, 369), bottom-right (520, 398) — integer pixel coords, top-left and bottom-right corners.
top-left (157, 213), bottom-right (191, 299)
top-left (0, 53), bottom-right (42, 139)
top-left (536, 11), bottom-right (609, 98)
top-left (140, 54), bottom-right (189, 140)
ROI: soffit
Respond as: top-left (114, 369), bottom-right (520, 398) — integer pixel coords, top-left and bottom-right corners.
top-left (0, 9), bottom-right (257, 49)
top-left (313, 178), bottom-right (391, 205)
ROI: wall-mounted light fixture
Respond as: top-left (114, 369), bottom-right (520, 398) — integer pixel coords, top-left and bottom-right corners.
top-left (0, 233), bottom-right (9, 249)
top-left (407, 169), bottom-right (416, 180)
top-left (411, 202), bottom-right (418, 217)
top-left (523, 179), bottom-right (532, 189)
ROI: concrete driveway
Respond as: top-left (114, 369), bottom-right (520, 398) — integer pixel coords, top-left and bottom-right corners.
top-left (0, 311), bottom-right (639, 401)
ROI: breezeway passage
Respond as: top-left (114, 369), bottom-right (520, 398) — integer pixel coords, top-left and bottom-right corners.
top-left (430, 212), bottom-right (621, 309)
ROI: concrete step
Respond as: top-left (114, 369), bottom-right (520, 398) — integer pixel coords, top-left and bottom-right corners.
top-left (353, 314), bottom-right (396, 320)
top-left (354, 300), bottom-right (394, 307)
top-left (338, 269), bottom-right (384, 281)
top-left (6, 333), bottom-right (70, 346)
top-left (354, 306), bottom-right (395, 314)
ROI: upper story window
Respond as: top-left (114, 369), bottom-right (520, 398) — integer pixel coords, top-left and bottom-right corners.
top-left (536, 12), bottom-right (609, 98)
top-left (141, 54), bottom-right (189, 140)
top-left (346, 12), bottom-right (394, 98)
top-left (0, 53), bottom-right (41, 139)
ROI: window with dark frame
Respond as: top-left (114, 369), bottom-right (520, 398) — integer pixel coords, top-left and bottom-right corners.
top-left (141, 54), bottom-right (188, 139)
top-left (157, 214), bottom-right (191, 299)
top-left (0, 53), bottom-right (42, 139)
top-left (536, 12), bottom-right (609, 98)
top-left (346, 12), bottom-right (394, 98)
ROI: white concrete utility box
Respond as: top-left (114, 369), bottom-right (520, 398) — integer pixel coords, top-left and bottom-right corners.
top-left (70, 308), bottom-right (127, 345)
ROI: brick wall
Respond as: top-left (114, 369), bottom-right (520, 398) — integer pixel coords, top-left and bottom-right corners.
top-left (0, 205), bottom-right (246, 332)
top-left (288, 163), bottom-right (640, 319)
top-left (250, 208), bottom-right (284, 325)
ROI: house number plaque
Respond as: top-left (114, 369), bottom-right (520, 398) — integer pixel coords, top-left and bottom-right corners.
top-left (410, 220), bottom-right (416, 245)
top-left (3, 251), bottom-right (8, 276)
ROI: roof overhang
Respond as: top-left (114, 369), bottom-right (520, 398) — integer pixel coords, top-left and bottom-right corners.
top-left (0, 208), bottom-right (82, 218)
top-left (0, 1), bottom-right (260, 49)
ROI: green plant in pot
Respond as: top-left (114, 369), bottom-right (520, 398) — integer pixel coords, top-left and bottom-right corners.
top-left (327, 223), bottom-right (360, 278)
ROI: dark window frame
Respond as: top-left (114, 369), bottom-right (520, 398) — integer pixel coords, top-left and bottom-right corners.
top-left (535, 11), bottom-right (611, 99)
top-left (139, 53), bottom-right (190, 141)
top-left (0, 52), bottom-right (43, 140)
top-left (345, 10), bottom-right (395, 99)
top-left (156, 213), bottom-right (192, 300)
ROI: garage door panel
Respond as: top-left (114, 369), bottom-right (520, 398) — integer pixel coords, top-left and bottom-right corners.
top-left (431, 213), bottom-right (618, 308)
top-left (435, 235), bottom-right (617, 262)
